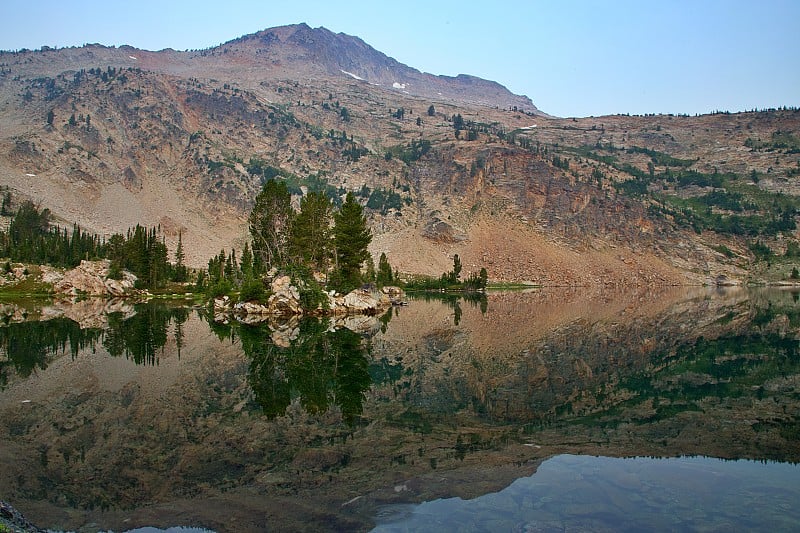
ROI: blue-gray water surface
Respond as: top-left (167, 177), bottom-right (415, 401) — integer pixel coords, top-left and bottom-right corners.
top-left (372, 454), bottom-right (800, 532)
top-left (0, 287), bottom-right (798, 532)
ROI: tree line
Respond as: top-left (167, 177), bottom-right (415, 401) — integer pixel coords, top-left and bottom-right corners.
top-left (0, 199), bottom-right (182, 289)
top-left (404, 254), bottom-right (488, 292)
top-left (1, 181), bottom-right (485, 299)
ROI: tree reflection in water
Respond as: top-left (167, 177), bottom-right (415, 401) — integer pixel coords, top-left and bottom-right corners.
top-left (0, 302), bottom-right (190, 387)
top-left (214, 317), bottom-right (373, 424)
top-left (103, 303), bottom-right (189, 365)
top-left (0, 318), bottom-right (103, 385)
top-left (412, 291), bottom-right (488, 325)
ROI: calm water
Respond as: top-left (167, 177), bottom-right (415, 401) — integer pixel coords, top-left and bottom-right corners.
top-left (0, 287), bottom-right (798, 532)
top-left (372, 455), bottom-right (800, 532)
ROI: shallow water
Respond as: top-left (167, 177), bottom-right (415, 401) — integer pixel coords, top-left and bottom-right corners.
top-left (0, 287), bottom-right (798, 532)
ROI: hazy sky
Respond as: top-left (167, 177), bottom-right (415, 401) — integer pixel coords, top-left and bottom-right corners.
top-left (2, 0), bottom-right (798, 117)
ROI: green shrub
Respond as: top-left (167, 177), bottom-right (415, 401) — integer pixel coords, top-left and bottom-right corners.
top-left (206, 279), bottom-right (233, 298)
top-left (285, 264), bottom-right (329, 311)
top-left (238, 277), bottom-right (267, 302)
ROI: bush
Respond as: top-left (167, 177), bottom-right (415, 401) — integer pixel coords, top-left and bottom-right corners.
top-left (206, 279), bottom-right (233, 298)
top-left (285, 264), bottom-right (329, 311)
top-left (238, 277), bottom-right (267, 303)
top-left (748, 240), bottom-right (773, 261)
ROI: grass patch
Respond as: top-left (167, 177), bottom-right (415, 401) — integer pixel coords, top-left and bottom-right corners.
top-left (487, 282), bottom-right (541, 290)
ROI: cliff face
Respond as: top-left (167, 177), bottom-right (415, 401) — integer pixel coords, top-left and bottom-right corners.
top-left (0, 26), bottom-right (798, 283)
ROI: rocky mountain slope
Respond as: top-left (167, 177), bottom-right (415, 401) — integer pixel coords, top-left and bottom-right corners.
top-left (0, 25), bottom-right (798, 284)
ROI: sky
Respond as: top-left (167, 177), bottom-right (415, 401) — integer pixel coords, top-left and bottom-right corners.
top-left (2, 0), bottom-right (798, 117)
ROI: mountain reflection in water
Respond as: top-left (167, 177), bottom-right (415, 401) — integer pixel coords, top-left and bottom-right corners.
top-left (372, 454), bottom-right (800, 532)
top-left (0, 287), bottom-right (798, 532)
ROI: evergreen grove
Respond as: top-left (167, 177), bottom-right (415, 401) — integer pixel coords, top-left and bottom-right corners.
top-left (0, 199), bottom-right (184, 289)
top-left (205, 181), bottom-right (379, 303)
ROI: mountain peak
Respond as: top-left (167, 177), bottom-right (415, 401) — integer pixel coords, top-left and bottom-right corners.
top-left (220, 24), bottom-right (539, 113)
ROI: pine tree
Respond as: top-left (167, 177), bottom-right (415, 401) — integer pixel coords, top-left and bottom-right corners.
top-left (365, 255), bottom-right (376, 283)
top-left (377, 252), bottom-right (393, 286)
top-left (249, 180), bottom-right (293, 269)
top-left (173, 231), bottom-right (187, 282)
top-left (332, 192), bottom-right (372, 292)
top-left (288, 191), bottom-right (332, 270)
top-left (1, 191), bottom-right (11, 215)
top-left (240, 242), bottom-right (253, 278)
top-left (449, 254), bottom-right (462, 284)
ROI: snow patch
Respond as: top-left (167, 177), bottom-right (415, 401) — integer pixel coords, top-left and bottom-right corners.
top-left (392, 82), bottom-right (406, 90)
top-left (340, 69), bottom-right (363, 81)
top-left (25, 173), bottom-right (36, 177)
top-left (520, 124), bottom-right (537, 130)
top-left (128, 55), bottom-right (137, 60)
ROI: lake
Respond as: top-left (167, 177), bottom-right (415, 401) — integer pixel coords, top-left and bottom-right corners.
top-left (0, 287), bottom-right (799, 532)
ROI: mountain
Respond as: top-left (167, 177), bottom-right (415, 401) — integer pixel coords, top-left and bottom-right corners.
top-left (217, 24), bottom-right (540, 113)
top-left (3, 24), bottom-right (539, 113)
top-left (0, 25), bottom-right (798, 283)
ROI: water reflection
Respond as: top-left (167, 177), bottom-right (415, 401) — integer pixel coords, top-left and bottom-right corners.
top-left (0, 301), bottom-right (190, 386)
top-left (0, 288), bottom-right (798, 532)
top-left (372, 454), bottom-right (800, 532)
top-left (0, 317), bottom-right (103, 383)
top-left (410, 292), bottom-right (488, 325)
top-left (104, 304), bottom-right (190, 365)
top-left (210, 317), bottom-right (374, 423)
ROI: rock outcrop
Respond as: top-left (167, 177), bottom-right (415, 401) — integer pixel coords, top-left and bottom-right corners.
top-left (267, 275), bottom-right (303, 316)
top-left (0, 500), bottom-right (44, 533)
top-left (335, 288), bottom-right (388, 314)
top-left (44, 260), bottom-right (137, 297)
top-left (221, 279), bottom-right (405, 323)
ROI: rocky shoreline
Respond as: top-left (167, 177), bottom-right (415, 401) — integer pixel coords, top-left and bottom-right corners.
top-left (0, 260), bottom-right (406, 321)
top-left (0, 500), bottom-right (44, 533)
top-left (212, 274), bottom-right (405, 324)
